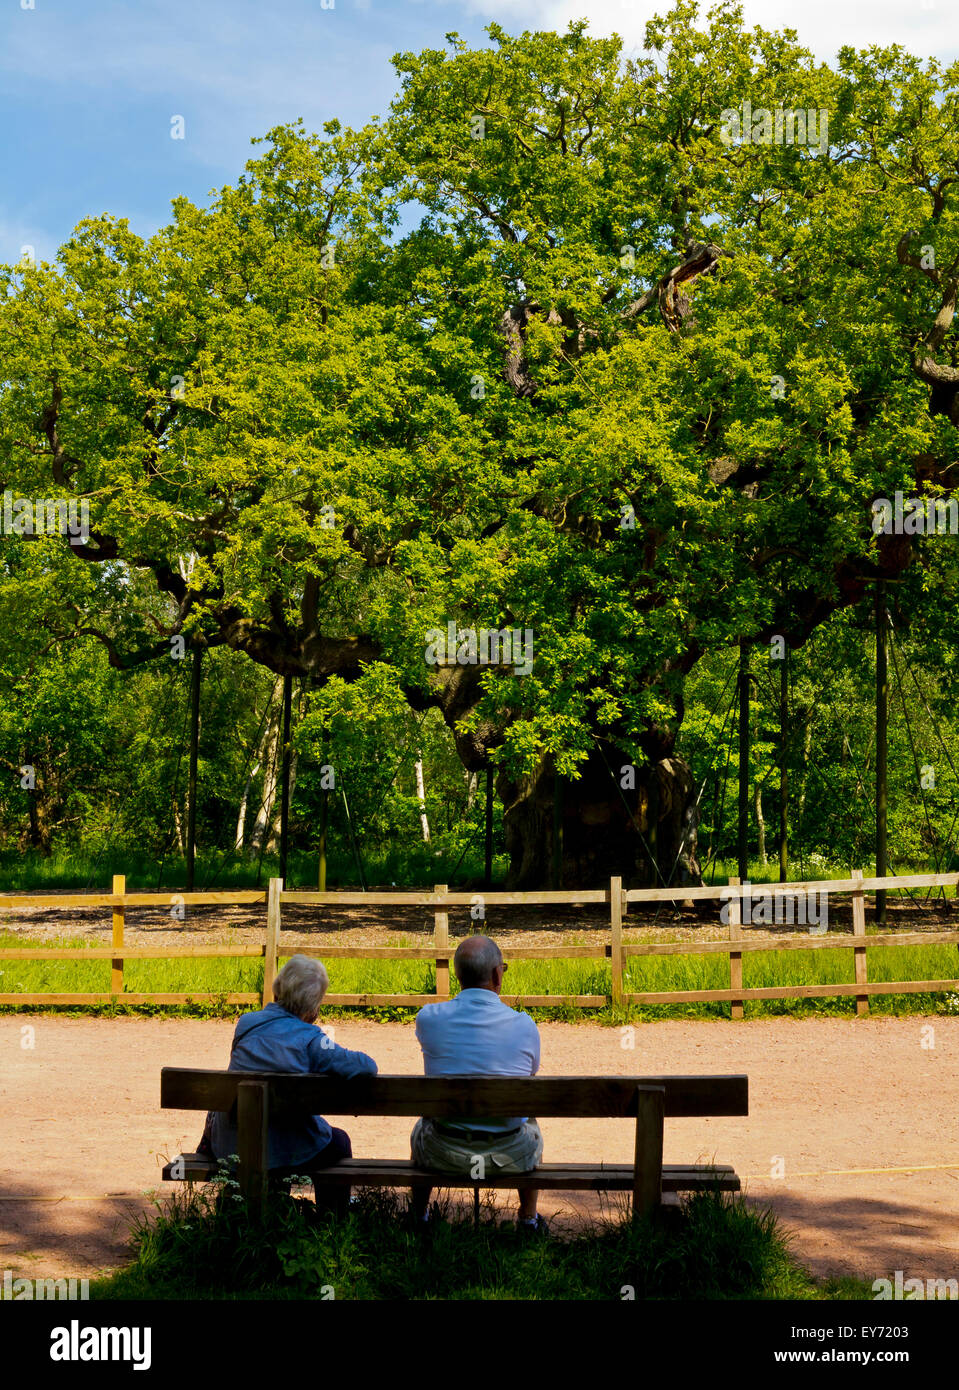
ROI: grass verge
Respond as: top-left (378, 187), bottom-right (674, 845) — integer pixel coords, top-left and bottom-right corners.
top-left (2, 934), bottom-right (957, 1021)
top-left (88, 1180), bottom-right (869, 1301)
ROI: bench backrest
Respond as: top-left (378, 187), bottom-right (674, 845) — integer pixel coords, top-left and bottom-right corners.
top-left (161, 1069), bottom-right (748, 1118)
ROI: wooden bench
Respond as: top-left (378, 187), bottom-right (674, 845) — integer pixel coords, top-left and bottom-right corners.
top-left (161, 1070), bottom-right (747, 1222)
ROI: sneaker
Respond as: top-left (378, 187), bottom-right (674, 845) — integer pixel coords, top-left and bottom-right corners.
top-left (517, 1214), bottom-right (549, 1237)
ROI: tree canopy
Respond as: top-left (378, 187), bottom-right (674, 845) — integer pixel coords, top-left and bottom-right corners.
top-left (2, 2), bottom-right (958, 883)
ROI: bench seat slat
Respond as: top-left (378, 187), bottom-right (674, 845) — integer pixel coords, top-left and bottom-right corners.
top-left (161, 1155), bottom-right (739, 1192)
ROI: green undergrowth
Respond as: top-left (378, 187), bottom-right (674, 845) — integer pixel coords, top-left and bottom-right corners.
top-left (0, 847), bottom-right (511, 894)
top-left (89, 1180), bottom-right (868, 1302)
top-left (1, 850), bottom-right (946, 894)
top-left (2, 933), bottom-right (956, 1021)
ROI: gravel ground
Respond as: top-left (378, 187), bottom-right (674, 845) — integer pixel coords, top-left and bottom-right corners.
top-left (1, 1014), bottom-right (957, 1289)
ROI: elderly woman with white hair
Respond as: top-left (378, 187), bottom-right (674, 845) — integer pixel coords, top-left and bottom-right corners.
top-left (203, 954), bottom-right (377, 1197)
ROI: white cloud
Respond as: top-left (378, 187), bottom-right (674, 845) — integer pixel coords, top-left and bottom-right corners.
top-left (459, 0), bottom-right (958, 62)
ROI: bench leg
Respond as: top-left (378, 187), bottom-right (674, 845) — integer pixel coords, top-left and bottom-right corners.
top-left (410, 1182), bottom-right (432, 1221)
top-left (633, 1085), bottom-right (665, 1222)
top-left (311, 1184), bottom-right (350, 1221)
top-left (237, 1080), bottom-right (269, 1221)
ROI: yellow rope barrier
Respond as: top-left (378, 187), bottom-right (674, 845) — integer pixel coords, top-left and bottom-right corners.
top-left (744, 1162), bottom-right (959, 1179)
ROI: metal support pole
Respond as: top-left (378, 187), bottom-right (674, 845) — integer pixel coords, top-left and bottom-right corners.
top-left (737, 639), bottom-right (750, 883)
top-left (341, 787), bottom-right (366, 891)
top-left (278, 673), bottom-right (293, 884)
top-left (318, 785), bottom-right (328, 891)
top-left (484, 765), bottom-right (494, 889)
top-left (185, 645), bottom-right (202, 891)
top-left (551, 768), bottom-right (564, 889)
top-left (876, 582), bottom-right (888, 925)
top-left (779, 645), bottom-right (788, 884)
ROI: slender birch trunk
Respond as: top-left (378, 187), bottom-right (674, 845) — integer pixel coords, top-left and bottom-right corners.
top-left (268, 751), bottom-right (298, 850)
top-left (798, 715), bottom-right (814, 821)
top-left (235, 760), bottom-right (261, 851)
top-left (415, 752), bottom-right (431, 842)
top-left (754, 783), bottom-right (767, 866)
top-left (249, 680), bottom-right (283, 857)
top-left (236, 691), bottom-right (283, 849)
top-left (173, 795), bottom-right (186, 855)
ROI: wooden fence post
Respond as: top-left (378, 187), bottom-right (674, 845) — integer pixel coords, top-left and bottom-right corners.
top-left (728, 874), bottom-right (743, 1020)
top-left (632, 1084), bottom-right (665, 1221)
top-left (111, 874), bottom-right (125, 999)
top-left (851, 868), bottom-right (869, 1016)
top-left (237, 1079), bottom-right (269, 1219)
top-left (610, 876), bottom-right (623, 1006)
top-left (263, 878), bottom-right (282, 1007)
top-left (434, 884), bottom-right (450, 998)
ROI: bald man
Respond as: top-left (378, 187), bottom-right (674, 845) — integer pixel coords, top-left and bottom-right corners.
top-left (410, 934), bottom-right (545, 1232)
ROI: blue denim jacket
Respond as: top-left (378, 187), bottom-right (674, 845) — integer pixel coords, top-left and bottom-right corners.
top-left (209, 1003), bottom-right (377, 1169)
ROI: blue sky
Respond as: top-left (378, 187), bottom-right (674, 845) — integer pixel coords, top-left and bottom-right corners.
top-left (2, 0), bottom-right (956, 266)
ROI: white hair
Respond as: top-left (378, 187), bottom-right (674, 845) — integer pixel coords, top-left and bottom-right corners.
top-left (272, 954), bottom-right (329, 1021)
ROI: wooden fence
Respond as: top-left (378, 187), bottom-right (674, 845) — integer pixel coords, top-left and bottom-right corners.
top-left (1, 871), bottom-right (958, 1013)
top-left (0, 876), bottom-right (268, 1007)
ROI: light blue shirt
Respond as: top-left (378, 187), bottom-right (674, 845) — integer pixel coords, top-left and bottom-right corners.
top-left (415, 988), bottom-right (541, 1132)
top-left (209, 1002), bottom-right (377, 1168)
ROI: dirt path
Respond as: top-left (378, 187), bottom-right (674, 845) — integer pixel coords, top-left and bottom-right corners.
top-left (2, 1015), bottom-right (957, 1287)
top-left (2, 891), bottom-right (954, 951)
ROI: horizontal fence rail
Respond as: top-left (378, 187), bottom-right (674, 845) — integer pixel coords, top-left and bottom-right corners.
top-left (0, 876), bottom-right (267, 1007)
top-left (0, 871), bottom-right (957, 1012)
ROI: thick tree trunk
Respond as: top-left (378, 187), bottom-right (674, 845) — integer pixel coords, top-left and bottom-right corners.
top-left (499, 747), bottom-right (701, 890)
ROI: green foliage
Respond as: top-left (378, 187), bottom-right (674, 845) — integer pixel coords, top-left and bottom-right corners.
top-left (0, 5), bottom-right (958, 870)
top-left (681, 605), bottom-right (959, 874)
top-left (92, 1181), bottom-right (838, 1301)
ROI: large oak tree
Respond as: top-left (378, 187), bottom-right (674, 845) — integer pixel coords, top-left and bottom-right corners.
top-left (2, 2), bottom-right (958, 885)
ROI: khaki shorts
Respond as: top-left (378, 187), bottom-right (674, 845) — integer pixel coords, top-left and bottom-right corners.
top-left (410, 1118), bottom-right (543, 1176)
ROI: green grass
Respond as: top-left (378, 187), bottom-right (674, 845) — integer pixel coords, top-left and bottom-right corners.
top-left (705, 856), bottom-right (955, 885)
top-left (0, 849), bottom-right (267, 893)
top-left (87, 1180), bottom-right (869, 1301)
top-left (2, 849), bottom-right (949, 895)
top-left (0, 846), bottom-right (512, 893)
top-left (621, 942), bottom-right (959, 1019)
top-left (2, 933), bottom-right (957, 1021)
